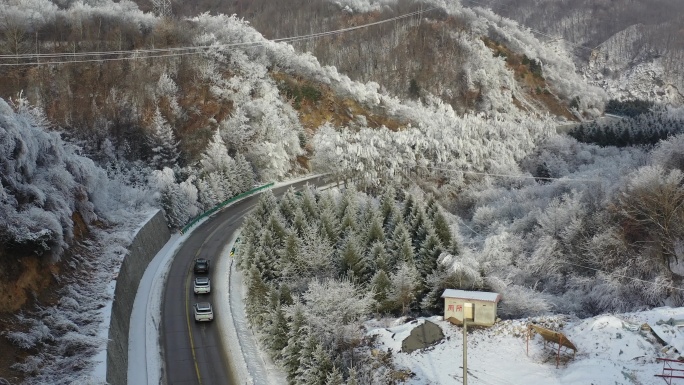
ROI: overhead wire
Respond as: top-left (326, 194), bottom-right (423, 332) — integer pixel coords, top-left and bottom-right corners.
top-left (459, 0), bottom-right (597, 52)
top-left (0, 6), bottom-right (437, 66)
top-left (424, 165), bottom-right (604, 183)
top-left (559, 260), bottom-right (684, 293)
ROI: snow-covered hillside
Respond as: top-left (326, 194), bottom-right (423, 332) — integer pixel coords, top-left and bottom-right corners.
top-left (583, 25), bottom-right (684, 105)
top-left (370, 307), bottom-right (684, 385)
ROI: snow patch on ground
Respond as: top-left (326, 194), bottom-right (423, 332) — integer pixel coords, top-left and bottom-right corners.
top-left (369, 308), bottom-right (684, 384)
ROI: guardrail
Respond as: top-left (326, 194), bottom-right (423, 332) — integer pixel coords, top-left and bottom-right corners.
top-left (181, 182), bottom-right (275, 234)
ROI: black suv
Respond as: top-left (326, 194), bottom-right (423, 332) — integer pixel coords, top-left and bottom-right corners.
top-left (193, 258), bottom-right (210, 274)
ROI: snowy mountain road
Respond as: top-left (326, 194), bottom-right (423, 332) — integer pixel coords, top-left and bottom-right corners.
top-left (160, 176), bottom-right (326, 385)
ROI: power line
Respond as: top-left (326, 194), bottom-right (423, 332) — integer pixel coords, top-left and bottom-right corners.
top-left (459, 0), bottom-right (596, 52)
top-left (425, 166), bottom-right (604, 183)
top-left (0, 7), bottom-right (437, 66)
top-left (559, 260), bottom-right (684, 293)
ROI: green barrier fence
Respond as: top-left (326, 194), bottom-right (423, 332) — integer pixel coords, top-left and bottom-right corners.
top-left (180, 182), bottom-right (275, 234)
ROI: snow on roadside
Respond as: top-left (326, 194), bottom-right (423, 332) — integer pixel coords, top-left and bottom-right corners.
top-left (368, 308), bottom-right (684, 385)
top-left (128, 231), bottom-right (185, 384)
top-left (217, 237), bottom-right (288, 385)
top-left (128, 176), bottom-right (325, 384)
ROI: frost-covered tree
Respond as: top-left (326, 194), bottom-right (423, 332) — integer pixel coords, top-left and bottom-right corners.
top-left (245, 266), bottom-right (271, 327)
top-left (618, 165), bottom-right (684, 271)
top-left (197, 129), bottom-right (236, 208)
top-left (0, 97), bottom-right (107, 258)
top-left (337, 233), bottom-right (370, 282)
top-left (388, 221), bottom-right (415, 267)
top-left (370, 269), bottom-right (393, 314)
top-left (279, 187), bottom-right (300, 223)
top-left (325, 365), bottom-right (344, 385)
top-left (147, 107), bottom-right (180, 170)
top-left (235, 152), bottom-right (256, 192)
top-left (263, 291), bottom-right (289, 356)
top-left (295, 338), bottom-right (332, 385)
top-left (150, 167), bottom-right (199, 229)
top-left (252, 190), bottom-right (279, 223)
top-left (346, 367), bottom-right (359, 385)
top-left (367, 241), bottom-right (390, 273)
top-left (364, 211), bottom-right (385, 249)
top-left (432, 210), bottom-right (455, 251)
top-left (420, 253), bottom-right (482, 313)
top-left (281, 303), bottom-right (308, 383)
top-left (297, 227), bottom-right (337, 282)
top-left (300, 279), bottom-right (375, 349)
top-left (388, 262), bottom-right (420, 315)
top-left (416, 228), bottom-right (444, 278)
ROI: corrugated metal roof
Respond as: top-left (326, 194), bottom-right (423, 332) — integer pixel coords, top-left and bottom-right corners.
top-left (441, 289), bottom-right (501, 302)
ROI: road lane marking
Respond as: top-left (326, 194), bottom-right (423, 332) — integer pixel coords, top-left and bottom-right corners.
top-left (184, 222), bottom-right (228, 385)
top-left (185, 271), bottom-right (203, 385)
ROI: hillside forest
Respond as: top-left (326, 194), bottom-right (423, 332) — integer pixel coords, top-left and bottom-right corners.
top-left (0, 0), bottom-right (684, 383)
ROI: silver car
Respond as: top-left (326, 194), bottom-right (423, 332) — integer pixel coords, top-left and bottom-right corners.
top-left (193, 277), bottom-right (211, 294)
top-left (194, 302), bottom-right (214, 322)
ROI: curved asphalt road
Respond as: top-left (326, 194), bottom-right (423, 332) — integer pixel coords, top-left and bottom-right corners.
top-left (161, 176), bottom-right (326, 385)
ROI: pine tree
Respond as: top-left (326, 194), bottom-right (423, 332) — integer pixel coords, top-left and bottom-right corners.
top-left (346, 367), bottom-right (359, 385)
top-left (147, 107), bottom-right (180, 170)
top-left (383, 203), bottom-right (402, 237)
top-left (253, 190), bottom-right (279, 223)
top-left (425, 196), bottom-right (439, 219)
top-left (281, 304), bottom-right (308, 383)
top-left (338, 187), bottom-right (358, 234)
top-left (200, 129), bottom-right (234, 174)
top-left (390, 222), bottom-right (415, 267)
top-left (402, 194), bottom-right (415, 221)
top-left (364, 212), bottom-right (385, 249)
top-left (389, 262), bottom-right (420, 315)
top-left (319, 204), bottom-right (340, 245)
top-left (152, 168), bottom-right (196, 229)
top-left (370, 269), bottom-right (392, 314)
top-left (236, 215), bottom-right (262, 269)
top-left (301, 187), bottom-right (319, 221)
top-left (265, 292), bottom-right (289, 357)
top-left (420, 261), bottom-right (468, 313)
top-left (409, 206), bottom-right (429, 249)
top-left (199, 129), bottom-right (237, 206)
top-left (234, 152), bottom-right (255, 193)
top-left (245, 266), bottom-right (270, 327)
top-left (266, 213), bottom-right (288, 249)
top-left (339, 203), bottom-right (358, 234)
top-left (279, 187), bottom-right (299, 224)
top-left (432, 210), bottom-right (454, 250)
top-left (279, 284), bottom-right (294, 306)
top-left (338, 233), bottom-right (369, 282)
top-left (296, 337), bottom-right (331, 385)
top-left (379, 186), bottom-right (396, 225)
top-left (325, 365), bottom-right (344, 385)
top-left (292, 207), bottom-right (308, 237)
top-left (281, 231), bottom-right (301, 278)
top-left (367, 241), bottom-right (390, 273)
top-left (416, 228), bottom-right (443, 278)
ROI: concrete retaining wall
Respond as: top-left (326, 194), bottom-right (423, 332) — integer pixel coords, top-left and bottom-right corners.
top-left (107, 210), bottom-right (171, 385)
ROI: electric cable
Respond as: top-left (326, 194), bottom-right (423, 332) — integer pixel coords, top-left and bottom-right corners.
top-left (0, 6), bottom-right (437, 66)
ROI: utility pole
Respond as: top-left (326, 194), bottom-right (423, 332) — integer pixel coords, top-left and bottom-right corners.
top-left (463, 317), bottom-right (467, 385)
top-left (463, 302), bottom-right (473, 385)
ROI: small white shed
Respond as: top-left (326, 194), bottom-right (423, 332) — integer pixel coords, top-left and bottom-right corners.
top-left (441, 289), bottom-right (501, 326)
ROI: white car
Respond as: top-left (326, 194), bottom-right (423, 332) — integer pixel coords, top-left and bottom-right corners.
top-left (194, 302), bottom-right (214, 322)
top-left (193, 276), bottom-right (211, 294)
